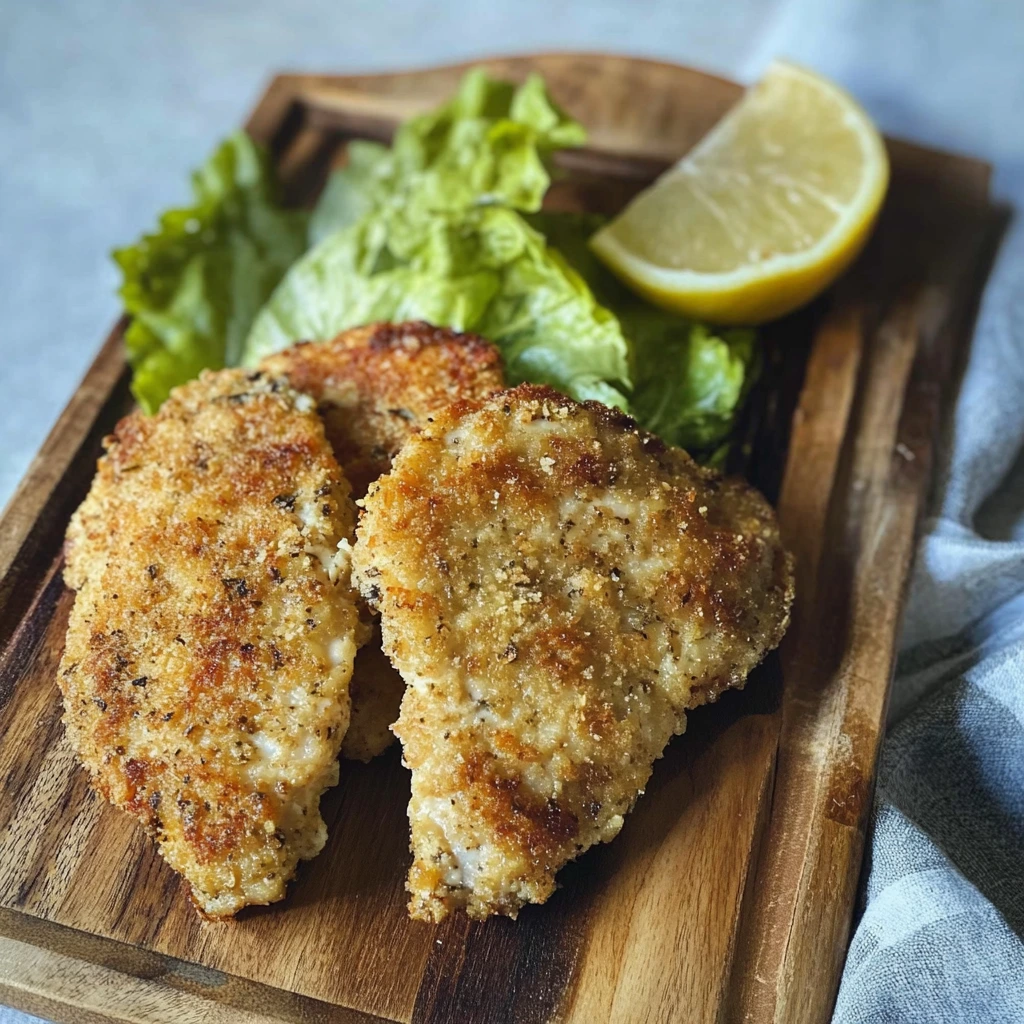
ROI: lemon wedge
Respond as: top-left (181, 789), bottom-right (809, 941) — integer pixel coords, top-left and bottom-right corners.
top-left (590, 61), bottom-right (889, 324)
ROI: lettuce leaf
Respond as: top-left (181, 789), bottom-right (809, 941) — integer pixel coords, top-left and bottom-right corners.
top-left (245, 73), bottom-right (628, 406)
top-left (122, 71), bottom-right (757, 456)
top-left (310, 69), bottom-right (585, 244)
top-left (246, 74), bottom-right (755, 451)
top-left (631, 324), bottom-right (757, 453)
top-left (244, 204), bottom-right (631, 408)
top-left (309, 140), bottom-right (392, 246)
top-left (527, 212), bottom-right (758, 453)
top-left (114, 131), bottom-right (307, 412)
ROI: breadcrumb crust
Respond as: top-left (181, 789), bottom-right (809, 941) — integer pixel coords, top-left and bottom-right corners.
top-left (354, 384), bottom-right (794, 921)
top-left (60, 369), bottom-right (363, 917)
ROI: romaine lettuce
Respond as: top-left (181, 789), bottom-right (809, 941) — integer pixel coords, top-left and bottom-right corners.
top-left (528, 212), bottom-right (758, 452)
top-left (116, 70), bottom-right (757, 457)
top-left (245, 73), bottom-right (629, 408)
top-left (114, 132), bottom-right (307, 412)
top-left (245, 204), bottom-right (631, 408)
top-left (310, 69), bottom-right (586, 244)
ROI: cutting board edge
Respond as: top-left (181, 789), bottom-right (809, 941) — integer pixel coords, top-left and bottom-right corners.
top-left (0, 904), bottom-right (397, 1024)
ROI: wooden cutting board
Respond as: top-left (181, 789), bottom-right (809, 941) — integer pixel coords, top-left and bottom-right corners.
top-left (0, 54), bottom-right (1002, 1024)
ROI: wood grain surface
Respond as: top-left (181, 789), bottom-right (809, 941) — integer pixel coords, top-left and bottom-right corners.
top-left (0, 54), bottom-right (1001, 1024)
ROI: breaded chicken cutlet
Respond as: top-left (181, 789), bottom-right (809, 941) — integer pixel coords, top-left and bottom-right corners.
top-left (353, 384), bottom-right (794, 922)
top-left (260, 322), bottom-right (505, 760)
top-left (60, 369), bottom-right (364, 917)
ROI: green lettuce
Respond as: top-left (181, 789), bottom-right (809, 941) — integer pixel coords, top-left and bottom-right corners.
top-left (310, 69), bottom-right (586, 244)
top-left (309, 140), bottom-right (392, 245)
top-left (114, 131), bottom-right (307, 412)
top-left (529, 212), bottom-right (758, 452)
top-left (245, 72), bottom-right (629, 407)
top-left (630, 324), bottom-right (757, 454)
top-left (117, 69), bottom-right (757, 455)
top-left (245, 72), bottom-right (756, 452)
top-left (245, 204), bottom-right (631, 408)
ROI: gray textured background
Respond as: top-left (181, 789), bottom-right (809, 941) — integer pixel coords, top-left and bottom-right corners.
top-left (3, 2), bottom-right (1023, 1023)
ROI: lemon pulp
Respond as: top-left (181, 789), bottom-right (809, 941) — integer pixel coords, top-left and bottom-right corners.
top-left (590, 61), bottom-right (889, 324)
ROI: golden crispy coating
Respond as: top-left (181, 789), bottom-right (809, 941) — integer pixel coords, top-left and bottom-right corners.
top-left (261, 322), bottom-right (505, 760)
top-left (353, 384), bottom-right (794, 922)
top-left (259, 322), bottom-right (505, 499)
top-left (60, 369), bottom-right (364, 918)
